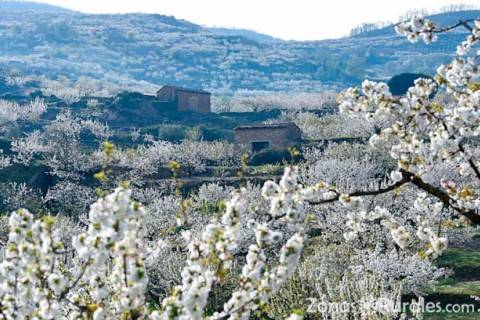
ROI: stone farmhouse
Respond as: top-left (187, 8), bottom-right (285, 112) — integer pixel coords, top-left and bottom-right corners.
top-left (156, 85), bottom-right (211, 113)
top-left (234, 122), bottom-right (302, 153)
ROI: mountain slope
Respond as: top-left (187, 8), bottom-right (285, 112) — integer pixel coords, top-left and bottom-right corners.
top-left (351, 10), bottom-right (480, 38)
top-left (0, 0), bottom-right (72, 12)
top-left (207, 27), bottom-right (279, 42)
top-left (0, 6), bottom-right (477, 94)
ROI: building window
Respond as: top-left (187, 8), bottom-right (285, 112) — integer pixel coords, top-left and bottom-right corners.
top-left (251, 141), bottom-right (270, 153)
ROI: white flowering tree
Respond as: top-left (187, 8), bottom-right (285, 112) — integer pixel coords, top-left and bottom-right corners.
top-left (0, 14), bottom-right (479, 320)
top-left (338, 16), bottom-right (480, 231)
top-left (0, 168), bottom-right (319, 319)
top-left (7, 112), bottom-right (239, 216)
top-left (0, 97), bottom-right (47, 170)
top-left (212, 91), bottom-right (337, 112)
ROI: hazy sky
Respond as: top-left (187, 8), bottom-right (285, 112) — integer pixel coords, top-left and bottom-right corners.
top-left (38, 0), bottom-right (476, 40)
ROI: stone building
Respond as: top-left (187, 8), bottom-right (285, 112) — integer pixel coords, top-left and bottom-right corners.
top-left (156, 85), bottom-right (211, 113)
top-left (234, 123), bottom-right (302, 153)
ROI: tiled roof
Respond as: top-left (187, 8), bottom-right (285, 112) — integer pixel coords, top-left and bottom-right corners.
top-left (158, 85), bottom-right (211, 95)
top-left (235, 122), bottom-right (299, 130)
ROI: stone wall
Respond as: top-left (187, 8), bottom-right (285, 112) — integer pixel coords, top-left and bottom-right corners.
top-left (235, 124), bottom-right (302, 152)
top-left (176, 91), bottom-right (211, 113)
top-left (157, 86), bottom-right (211, 113)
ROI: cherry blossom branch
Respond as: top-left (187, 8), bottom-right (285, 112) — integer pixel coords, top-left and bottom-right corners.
top-left (433, 19), bottom-right (475, 33)
top-left (405, 170), bottom-right (480, 225)
top-left (58, 260), bottom-right (90, 305)
top-left (309, 170), bottom-right (480, 225)
top-left (308, 174), bottom-right (411, 205)
top-left (394, 17), bottom-right (474, 34)
top-left (459, 144), bottom-right (480, 181)
top-left (426, 109), bottom-right (480, 183)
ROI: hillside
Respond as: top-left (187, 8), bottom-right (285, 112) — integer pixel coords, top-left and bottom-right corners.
top-left (0, 0), bottom-right (71, 12)
top-left (207, 27), bottom-right (279, 42)
top-left (0, 3), bottom-right (477, 94)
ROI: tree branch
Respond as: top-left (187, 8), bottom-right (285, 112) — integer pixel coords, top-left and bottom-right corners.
top-left (308, 173), bottom-right (412, 205)
top-left (309, 170), bottom-right (480, 226)
top-left (431, 19), bottom-right (475, 33)
top-left (405, 170), bottom-right (480, 225)
top-left (458, 144), bottom-right (480, 181)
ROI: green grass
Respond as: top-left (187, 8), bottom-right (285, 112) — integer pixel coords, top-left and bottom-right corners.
top-left (438, 248), bottom-right (480, 270)
top-left (432, 280), bottom-right (480, 296)
top-left (422, 245), bottom-right (480, 319)
top-left (433, 245), bottom-right (480, 281)
top-left (424, 312), bottom-right (480, 319)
